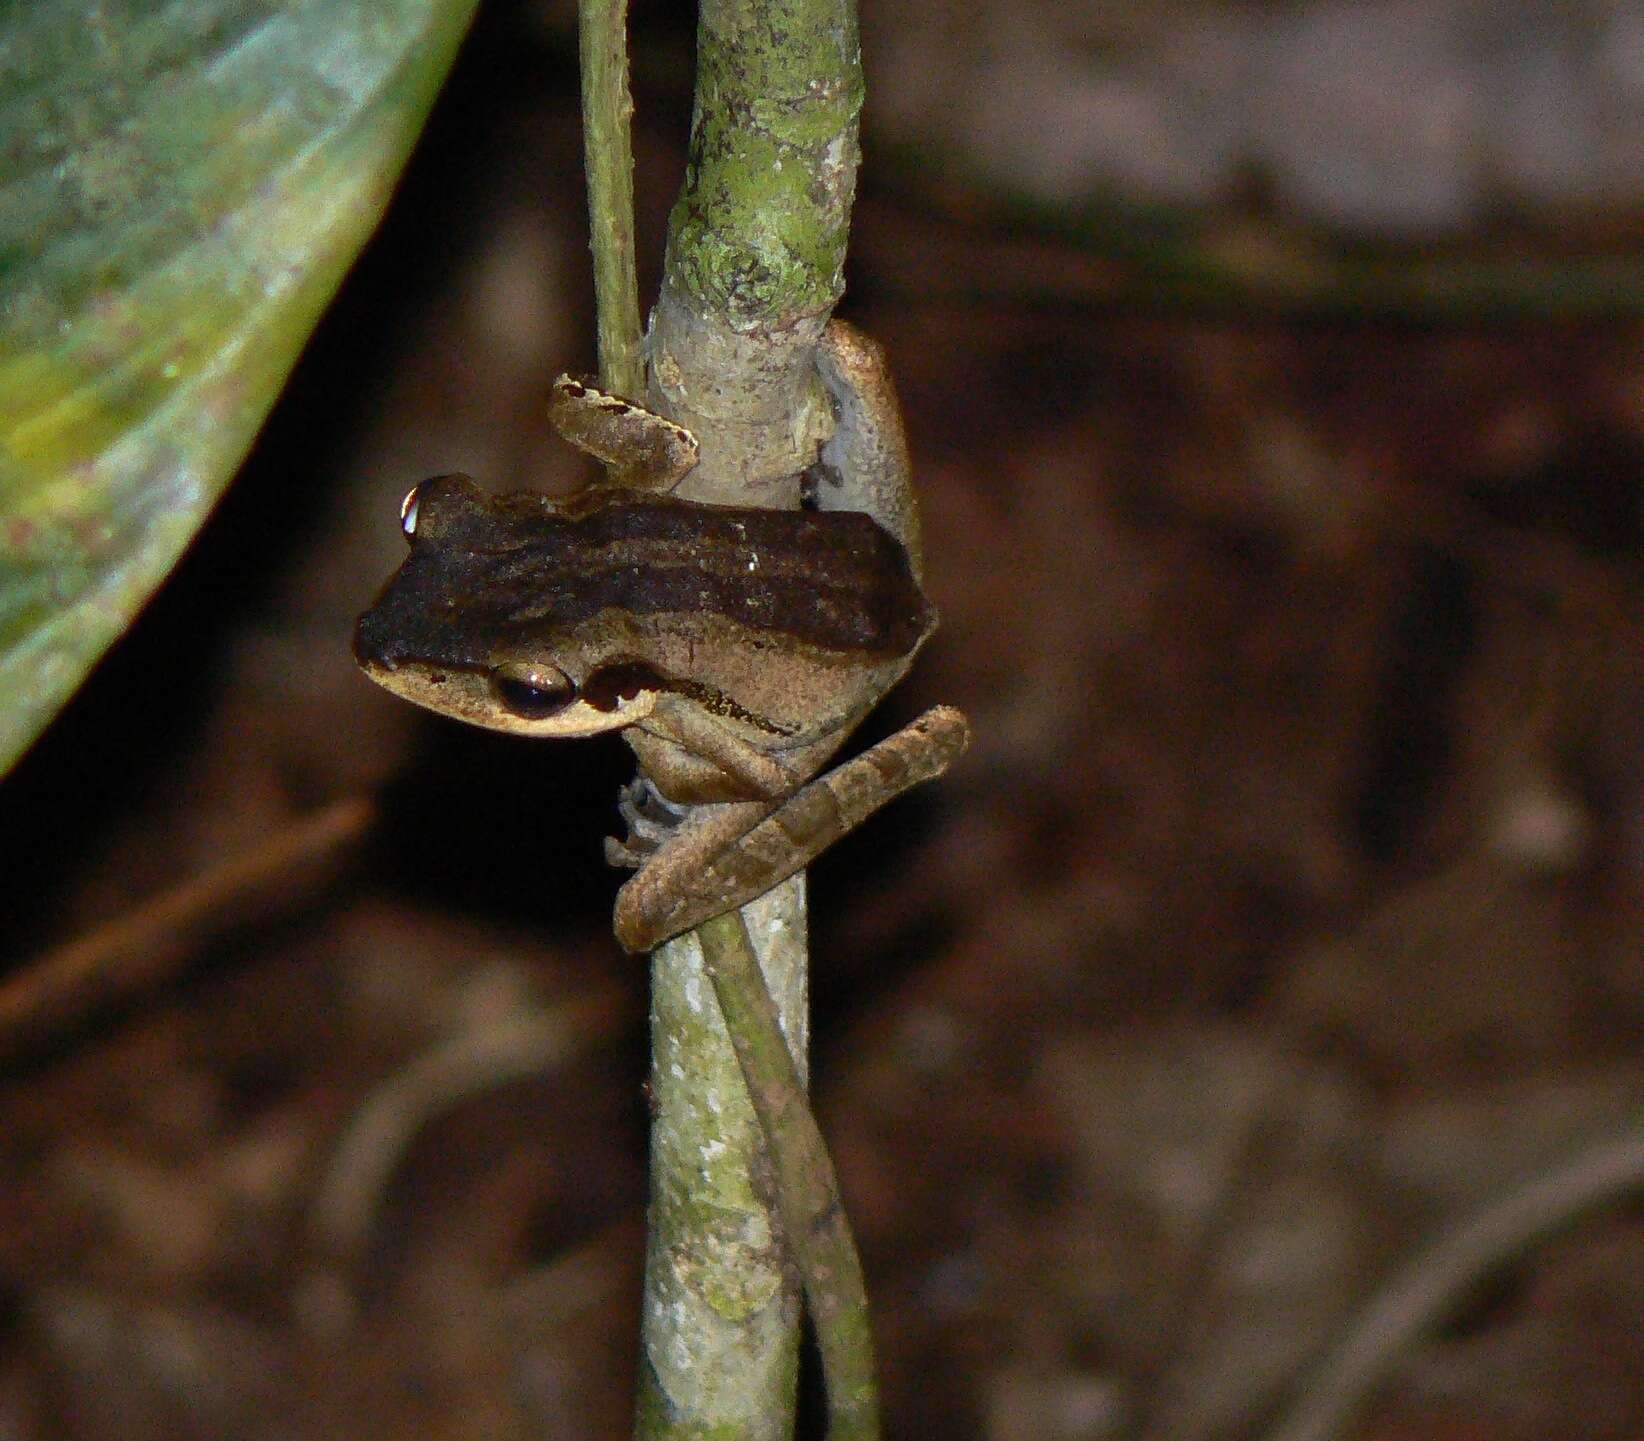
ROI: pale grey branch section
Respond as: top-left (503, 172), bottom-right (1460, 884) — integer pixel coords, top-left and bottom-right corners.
top-left (631, 0), bottom-right (864, 1434)
top-left (634, 881), bottom-right (811, 1439)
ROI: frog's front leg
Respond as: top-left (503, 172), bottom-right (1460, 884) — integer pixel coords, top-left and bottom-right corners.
top-left (609, 705), bottom-right (969, 953)
top-left (547, 375), bottom-right (699, 494)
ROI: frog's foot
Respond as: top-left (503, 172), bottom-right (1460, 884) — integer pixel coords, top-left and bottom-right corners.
top-left (612, 706), bottom-right (970, 953)
top-left (603, 777), bottom-right (687, 870)
top-left (548, 376), bottom-right (699, 493)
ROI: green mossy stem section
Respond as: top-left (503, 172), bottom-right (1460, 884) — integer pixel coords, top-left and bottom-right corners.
top-left (664, 0), bottom-right (862, 325)
top-left (578, 0), bottom-right (646, 401)
top-left (644, 0), bottom-right (862, 508)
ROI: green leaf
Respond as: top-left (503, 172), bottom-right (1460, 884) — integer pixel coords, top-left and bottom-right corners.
top-left (0, 0), bottom-right (481, 774)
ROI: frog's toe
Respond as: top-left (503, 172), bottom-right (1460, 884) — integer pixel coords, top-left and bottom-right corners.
top-left (604, 834), bottom-right (649, 870)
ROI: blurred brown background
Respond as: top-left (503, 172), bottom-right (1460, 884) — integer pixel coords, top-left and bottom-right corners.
top-left (3, 2), bottom-right (1642, 1438)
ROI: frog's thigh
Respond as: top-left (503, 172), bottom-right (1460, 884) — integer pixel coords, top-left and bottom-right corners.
top-left (614, 800), bottom-right (768, 953)
top-left (613, 706), bottom-right (969, 952)
top-left (816, 320), bottom-right (920, 571)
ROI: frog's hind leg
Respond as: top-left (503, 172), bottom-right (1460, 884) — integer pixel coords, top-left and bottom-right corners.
top-left (814, 320), bottom-right (921, 573)
top-left (612, 706), bottom-right (969, 953)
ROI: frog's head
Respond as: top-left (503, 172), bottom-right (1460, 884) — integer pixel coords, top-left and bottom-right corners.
top-left (353, 475), bottom-right (662, 738)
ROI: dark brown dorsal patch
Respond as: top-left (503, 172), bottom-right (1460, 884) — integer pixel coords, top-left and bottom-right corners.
top-left (355, 487), bottom-right (934, 675)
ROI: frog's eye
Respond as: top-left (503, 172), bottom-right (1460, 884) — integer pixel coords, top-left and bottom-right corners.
top-left (491, 661), bottom-right (576, 719)
top-left (399, 474), bottom-right (485, 543)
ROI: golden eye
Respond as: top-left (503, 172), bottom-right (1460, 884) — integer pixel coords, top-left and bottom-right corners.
top-left (490, 662), bottom-right (576, 719)
top-left (399, 485), bottom-right (421, 538)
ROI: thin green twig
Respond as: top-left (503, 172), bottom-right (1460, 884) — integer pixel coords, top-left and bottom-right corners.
top-left (577, 0), bottom-right (644, 399)
top-left (697, 910), bottom-right (881, 1441)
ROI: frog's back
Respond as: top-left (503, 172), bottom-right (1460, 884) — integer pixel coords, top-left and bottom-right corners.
top-left (355, 478), bottom-right (934, 678)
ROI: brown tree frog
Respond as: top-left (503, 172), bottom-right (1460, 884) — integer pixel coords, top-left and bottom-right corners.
top-left (355, 321), bottom-right (967, 951)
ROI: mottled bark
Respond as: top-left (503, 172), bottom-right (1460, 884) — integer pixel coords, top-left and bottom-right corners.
top-left (631, 1), bottom-right (864, 1437)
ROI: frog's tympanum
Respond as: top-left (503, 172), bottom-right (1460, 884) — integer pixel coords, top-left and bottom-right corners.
top-left (355, 321), bottom-right (968, 951)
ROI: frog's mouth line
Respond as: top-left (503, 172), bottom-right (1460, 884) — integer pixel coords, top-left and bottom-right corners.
top-left (360, 653), bottom-right (798, 744)
top-left (481, 655), bottom-right (795, 736)
top-left (635, 672), bottom-right (795, 736)
top-left (356, 656), bottom-right (653, 738)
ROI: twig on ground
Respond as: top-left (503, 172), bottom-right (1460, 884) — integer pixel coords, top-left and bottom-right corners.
top-left (309, 987), bottom-right (630, 1266)
top-left (0, 795), bottom-right (374, 1067)
top-left (1262, 1124), bottom-right (1644, 1441)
